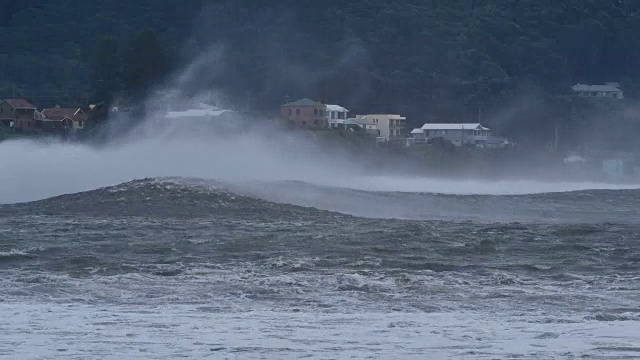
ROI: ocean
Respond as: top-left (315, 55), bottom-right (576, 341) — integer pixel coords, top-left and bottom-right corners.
top-left (1, 176), bottom-right (639, 359)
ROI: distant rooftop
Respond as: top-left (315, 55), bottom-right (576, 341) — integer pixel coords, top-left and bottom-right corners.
top-left (166, 108), bottom-right (232, 119)
top-left (326, 104), bottom-right (349, 112)
top-left (281, 98), bottom-right (325, 107)
top-left (2, 99), bottom-right (36, 109)
top-left (571, 83), bottom-right (622, 92)
top-left (42, 107), bottom-right (84, 120)
top-left (421, 123), bottom-right (489, 131)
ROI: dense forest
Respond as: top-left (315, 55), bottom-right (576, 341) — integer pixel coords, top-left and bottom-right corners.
top-left (2, 0), bottom-right (640, 150)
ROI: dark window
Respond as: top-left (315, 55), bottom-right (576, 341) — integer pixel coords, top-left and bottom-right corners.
top-left (319, 109), bottom-right (324, 117)
top-left (287, 109), bottom-right (292, 116)
top-left (314, 119), bottom-right (318, 125)
top-left (302, 121), bottom-right (306, 125)
top-left (314, 109), bottom-right (318, 115)
top-left (296, 109), bottom-right (300, 116)
top-left (27, 121), bottom-right (31, 127)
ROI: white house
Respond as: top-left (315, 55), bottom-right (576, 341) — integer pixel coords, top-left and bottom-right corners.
top-left (571, 83), bottom-right (623, 99)
top-left (418, 123), bottom-right (508, 148)
top-left (326, 104), bottom-right (349, 127)
top-left (355, 114), bottom-right (406, 142)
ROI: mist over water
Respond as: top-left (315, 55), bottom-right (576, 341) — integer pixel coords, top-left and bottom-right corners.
top-left (1, 117), bottom-right (639, 206)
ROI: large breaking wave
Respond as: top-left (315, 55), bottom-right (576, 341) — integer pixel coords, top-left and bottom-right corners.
top-left (3, 177), bottom-right (639, 223)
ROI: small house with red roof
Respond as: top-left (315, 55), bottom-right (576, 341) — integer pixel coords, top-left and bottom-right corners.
top-left (0, 99), bottom-right (38, 130)
top-left (41, 106), bottom-right (87, 130)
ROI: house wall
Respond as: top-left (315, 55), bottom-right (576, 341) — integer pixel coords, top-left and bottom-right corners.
top-left (0, 102), bottom-right (14, 126)
top-left (281, 105), bottom-right (328, 127)
top-left (575, 91), bottom-right (623, 99)
top-left (12, 108), bottom-right (37, 131)
top-left (360, 115), bottom-right (406, 141)
top-left (426, 129), bottom-right (490, 146)
top-left (327, 110), bottom-right (348, 120)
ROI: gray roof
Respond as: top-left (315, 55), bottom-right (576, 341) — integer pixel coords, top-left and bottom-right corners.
top-left (421, 123), bottom-right (489, 131)
top-left (281, 98), bottom-right (325, 107)
top-left (571, 84), bottom-right (622, 92)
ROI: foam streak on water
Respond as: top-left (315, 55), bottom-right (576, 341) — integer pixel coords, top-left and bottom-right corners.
top-left (2, 303), bottom-right (639, 360)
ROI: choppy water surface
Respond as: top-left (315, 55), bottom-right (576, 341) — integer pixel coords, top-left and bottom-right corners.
top-left (1, 178), bottom-right (639, 359)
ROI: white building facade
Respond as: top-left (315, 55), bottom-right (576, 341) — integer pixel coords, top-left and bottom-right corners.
top-left (571, 83), bottom-right (624, 99)
top-left (414, 123), bottom-right (508, 148)
top-left (326, 105), bottom-right (349, 127)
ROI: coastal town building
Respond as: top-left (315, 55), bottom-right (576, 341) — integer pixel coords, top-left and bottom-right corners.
top-left (414, 123), bottom-right (508, 148)
top-left (349, 117), bottom-right (379, 135)
top-left (41, 107), bottom-right (88, 130)
top-left (355, 114), bottom-right (406, 142)
top-left (0, 99), bottom-right (38, 130)
top-left (571, 83), bottom-right (623, 99)
top-left (326, 104), bottom-right (349, 127)
top-left (280, 98), bottom-right (327, 127)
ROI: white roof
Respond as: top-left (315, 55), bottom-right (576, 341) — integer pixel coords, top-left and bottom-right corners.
top-left (361, 114), bottom-right (405, 119)
top-left (571, 84), bottom-right (622, 92)
top-left (326, 104), bottom-right (349, 112)
top-left (410, 128), bottom-right (424, 134)
top-left (564, 155), bottom-right (586, 164)
top-left (421, 123), bottom-right (489, 131)
top-left (165, 109), bottom-right (231, 119)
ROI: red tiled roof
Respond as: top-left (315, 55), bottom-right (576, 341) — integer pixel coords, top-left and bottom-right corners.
top-left (42, 108), bottom-right (85, 121)
top-left (4, 99), bottom-right (36, 109)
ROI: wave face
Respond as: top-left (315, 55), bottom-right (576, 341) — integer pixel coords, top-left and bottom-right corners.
top-left (4, 176), bottom-right (640, 224)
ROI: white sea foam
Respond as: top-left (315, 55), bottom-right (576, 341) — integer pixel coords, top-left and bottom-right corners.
top-left (1, 302), bottom-right (638, 359)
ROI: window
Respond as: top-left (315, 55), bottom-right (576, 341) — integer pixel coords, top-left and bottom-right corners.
top-left (302, 121), bottom-right (306, 125)
top-left (288, 109), bottom-right (292, 116)
top-left (319, 109), bottom-right (324, 117)
top-left (314, 119), bottom-right (318, 125)
top-left (314, 109), bottom-right (318, 116)
top-left (331, 111), bottom-right (336, 119)
top-left (296, 108), bottom-right (300, 116)
top-left (27, 121), bottom-right (31, 127)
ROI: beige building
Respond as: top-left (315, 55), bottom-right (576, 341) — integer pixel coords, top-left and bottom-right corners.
top-left (355, 114), bottom-right (406, 142)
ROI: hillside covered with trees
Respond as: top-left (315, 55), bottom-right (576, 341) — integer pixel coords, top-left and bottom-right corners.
top-left (2, 0), bottom-right (640, 150)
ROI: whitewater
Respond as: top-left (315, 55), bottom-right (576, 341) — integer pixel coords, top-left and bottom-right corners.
top-left (1, 121), bottom-right (640, 359)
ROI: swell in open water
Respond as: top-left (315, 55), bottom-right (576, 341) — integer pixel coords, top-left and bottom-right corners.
top-left (0, 177), bottom-right (639, 359)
